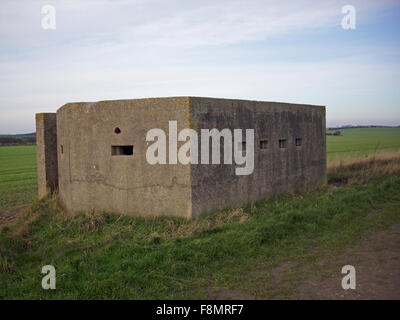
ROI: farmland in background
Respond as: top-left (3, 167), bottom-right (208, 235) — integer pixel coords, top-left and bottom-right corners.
top-left (0, 146), bottom-right (37, 212)
top-left (326, 127), bottom-right (400, 160)
top-left (0, 128), bottom-right (400, 212)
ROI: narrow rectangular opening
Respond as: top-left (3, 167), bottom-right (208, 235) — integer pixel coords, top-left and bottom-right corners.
top-left (240, 141), bottom-right (246, 155)
top-left (279, 139), bottom-right (287, 149)
top-left (111, 145), bottom-right (133, 156)
top-left (60, 145), bottom-right (64, 154)
top-left (296, 138), bottom-right (302, 147)
top-left (260, 140), bottom-right (268, 150)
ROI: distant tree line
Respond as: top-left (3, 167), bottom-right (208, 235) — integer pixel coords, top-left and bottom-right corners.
top-left (0, 135), bottom-right (36, 146)
top-left (327, 125), bottom-right (400, 130)
top-left (326, 131), bottom-right (342, 136)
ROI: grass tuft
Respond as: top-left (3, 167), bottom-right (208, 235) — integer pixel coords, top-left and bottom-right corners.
top-left (0, 254), bottom-right (13, 273)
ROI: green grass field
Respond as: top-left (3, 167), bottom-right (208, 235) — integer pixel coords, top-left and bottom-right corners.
top-left (1, 128), bottom-right (400, 299)
top-left (0, 146), bottom-right (37, 212)
top-left (327, 128), bottom-right (400, 160)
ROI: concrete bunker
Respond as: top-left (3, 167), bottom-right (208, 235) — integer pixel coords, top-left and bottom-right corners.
top-left (36, 97), bottom-right (326, 219)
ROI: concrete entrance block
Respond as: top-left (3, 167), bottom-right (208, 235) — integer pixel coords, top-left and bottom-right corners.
top-left (36, 113), bottom-right (58, 199)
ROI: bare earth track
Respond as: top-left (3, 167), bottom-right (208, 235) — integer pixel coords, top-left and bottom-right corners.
top-left (207, 223), bottom-right (400, 299)
top-left (293, 223), bottom-right (400, 299)
top-left (0, 208), bottom-right (24, 228)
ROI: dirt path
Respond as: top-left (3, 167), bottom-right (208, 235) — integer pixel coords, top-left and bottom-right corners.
top-left (0, 207), bottom-right (25, 229)
top-left (207, 223), bottom-right (400, 300)
top-left (292, 223), bottom-right (400, 299)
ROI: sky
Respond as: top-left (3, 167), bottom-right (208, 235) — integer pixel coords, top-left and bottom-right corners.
top-left (0, 0), bottom-right (399, 133)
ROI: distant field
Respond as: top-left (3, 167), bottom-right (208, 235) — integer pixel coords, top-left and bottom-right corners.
top-left (0, 128), bottom-right (400, 211)
top-left (0, 146), bottom-right (37, 212)
top-left (326, 128), bottom-right (400, 160)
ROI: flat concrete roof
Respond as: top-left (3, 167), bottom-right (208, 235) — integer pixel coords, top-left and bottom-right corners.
top-left (57, 96), bottom-right (325, 113)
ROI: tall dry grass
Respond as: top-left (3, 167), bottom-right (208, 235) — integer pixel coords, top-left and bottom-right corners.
top-left (327, 150), bottom-right (400, 185)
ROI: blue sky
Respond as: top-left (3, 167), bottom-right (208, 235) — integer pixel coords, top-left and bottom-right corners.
top-left (0, 0), bottom-right (399, 133)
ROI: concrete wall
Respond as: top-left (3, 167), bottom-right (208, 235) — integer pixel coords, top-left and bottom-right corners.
top-left (189, 97), bottom-right (326, 218)
top-left (53, 97), bottom-right (326, 218)
top-left (56, 98), bottom-right (193, 218)
top-left (36, 113), bottom-right (58, 199)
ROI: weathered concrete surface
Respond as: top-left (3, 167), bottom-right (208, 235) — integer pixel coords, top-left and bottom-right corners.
top-left (36, 113), bottom-right (58, 199)
top-left (189, 97), bottom-right (326, 218)
top-left (53, 97), bottom-right (326, 218)
top-left (57, 98), bottom-right (192, 218)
